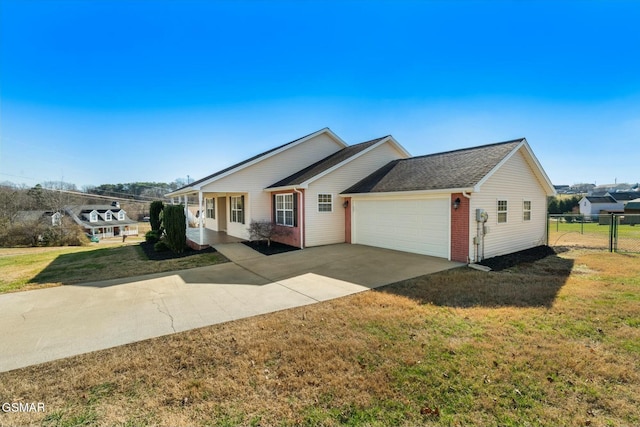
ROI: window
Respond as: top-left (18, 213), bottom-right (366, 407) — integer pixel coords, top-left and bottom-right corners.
top-left (523, 201), bottom-right (532, 221)
top-left (118, 210), bottom-right (126, 220)
top-left (275, 193), bottom-right (294, 226)
top-left (90, 211), bottom-right (98, 222)
top-left (497, 200), bottom-right (508, 223)
top-left (230, 196), bottom-right (244, 224)
top-left (105, 211), bottom-right (113, 221)
top-left (206, 198), bottom-right (215, 219)
top-left (318, 194), bottom-right (333, 212)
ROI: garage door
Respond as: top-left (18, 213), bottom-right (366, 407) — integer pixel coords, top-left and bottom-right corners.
top-left (352, 198), bottom-right (450, 258)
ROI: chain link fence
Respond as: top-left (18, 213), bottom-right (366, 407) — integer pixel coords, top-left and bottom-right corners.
top-left (548, 214), bottom-right (640, 253)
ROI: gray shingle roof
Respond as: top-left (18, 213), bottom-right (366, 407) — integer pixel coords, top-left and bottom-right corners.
top-left (342, 139), bottom-right (524, 194)
top-left (586, 196), bottom-right (617, 204)
top-left (267, 136), bottom-right (389, 188)
top-left (608, 192), bottom-right (640, 202)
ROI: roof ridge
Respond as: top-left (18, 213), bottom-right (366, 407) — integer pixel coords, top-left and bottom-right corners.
top-left (398, 138), bottom-right (524, 161)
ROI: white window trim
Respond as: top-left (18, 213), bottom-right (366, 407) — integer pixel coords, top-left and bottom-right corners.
top-left (230, 196), bottom-right (244, 224)
top-left (105, 210), bottom-right (113, 221)
top-left (118, 210), bottom-right (126, 221)
top-left (317, 193), bottom-right (333, 213)
top-left (206, 198), bottom-right (215, 219)
top-left (523, 200), bottom-right (532, 221)
top-left (275, 193), bottom-right (294, 227)
top-left (497, 199), bottom-right (508, 224)
top-left (90, 210), bottom-right (98, 223)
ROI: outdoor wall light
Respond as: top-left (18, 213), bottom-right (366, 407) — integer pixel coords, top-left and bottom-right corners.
top-left (452, 197), bottom-right (461, 210)
top-left (342, 200), bottom-right (349, 208)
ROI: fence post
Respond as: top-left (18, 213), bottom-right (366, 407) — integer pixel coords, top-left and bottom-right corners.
top-left (608, 213), bottom-right (614, 252)
top-left (613, 214), bottom-right (618, 253)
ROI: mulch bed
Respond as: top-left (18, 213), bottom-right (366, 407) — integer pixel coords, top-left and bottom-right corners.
top-left (477, 245), bottom-right (558, 271)
top-left (242, 240), bottom-right (300, 256)
top-left (139, 241), bottom-right (217, 261)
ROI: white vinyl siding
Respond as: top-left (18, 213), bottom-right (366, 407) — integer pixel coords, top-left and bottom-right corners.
top-left (304, 141), bottom-right (407, 247)
top-left (200, 132), bottom-right (343, 240)
top-left (118, 211), bottom-right (126, 220)
top-left (469, 150), bottom-right (549, 259)
top-left (352, 196), bottom-right (450, 258)
top-left (317, 194), bottom-right (332, 212)
top-left (275, 194), bottom-right (294, 226)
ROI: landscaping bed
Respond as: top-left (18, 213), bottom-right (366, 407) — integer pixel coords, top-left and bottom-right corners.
top-left (242, 240), bottom-right (300, 256)
top-left (139, 241), bottom-right (217, 261)
top-left (477, 244), bottom-right (557, 271)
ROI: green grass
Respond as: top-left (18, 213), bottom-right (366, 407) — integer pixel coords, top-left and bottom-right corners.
top-left (0, 243), bottom-right (227, 293)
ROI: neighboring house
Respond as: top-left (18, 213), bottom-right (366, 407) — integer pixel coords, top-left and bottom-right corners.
top-left (14, 210), bottom-right (61, 226)
top-left (625, 198), bottom-right (640, 214)
top-left (579, 196), bottom-right (623, 217)
top-left (606, 191), bottom-right (640, 206)
top-left (64, 202), bottom-right (139, 238)
top-left (168, 129), bottom-right (554, 263)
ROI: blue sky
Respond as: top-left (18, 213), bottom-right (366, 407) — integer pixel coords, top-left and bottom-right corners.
top-left (1, 0), bottom-right (639, 189)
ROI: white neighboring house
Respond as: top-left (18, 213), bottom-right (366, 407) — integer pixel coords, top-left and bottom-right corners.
top-left (579, 196), bottom-right (624, 217)
top-left (64, 202), bottom-right (139, 239)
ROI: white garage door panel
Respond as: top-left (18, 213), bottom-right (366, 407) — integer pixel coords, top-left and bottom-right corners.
top-left (353, 198), bottom-right (449, 258)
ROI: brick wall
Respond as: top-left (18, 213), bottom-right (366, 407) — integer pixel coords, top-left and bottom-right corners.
top-left (450, 193), bottom-right (470, 263)
top-left (270, 189), bottom-right (303, 248)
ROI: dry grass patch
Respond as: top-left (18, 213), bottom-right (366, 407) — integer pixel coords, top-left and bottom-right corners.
top-left (1, 250), bottom-right (639, 426)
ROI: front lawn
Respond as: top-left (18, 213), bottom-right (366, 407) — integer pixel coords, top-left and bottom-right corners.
top-left (0, 241), bottom-right (228, 293)
top-left (1, 249), bottom-right (638, 426)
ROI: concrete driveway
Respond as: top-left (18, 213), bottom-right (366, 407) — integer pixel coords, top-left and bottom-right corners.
top-left (0, 243), bottom-right (461, 372)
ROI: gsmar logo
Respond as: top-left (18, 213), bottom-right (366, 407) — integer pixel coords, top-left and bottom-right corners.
top-left (2, 402), bottom-right (45, 413)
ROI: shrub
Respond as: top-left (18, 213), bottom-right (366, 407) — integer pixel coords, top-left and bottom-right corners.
top-left (162, 204), bottom-right (186, 254)
top-left (149, 201), bottom-right (164, 232)
top-left (248, 220), bottom-right (291, 247)
top-left (145, 230), bottom-right (160, 243)
top-left (154, 241), bottom-right (169, 252)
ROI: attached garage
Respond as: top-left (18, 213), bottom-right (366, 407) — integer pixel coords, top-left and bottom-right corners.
top-left (352, 197), bottom-right (450, 258)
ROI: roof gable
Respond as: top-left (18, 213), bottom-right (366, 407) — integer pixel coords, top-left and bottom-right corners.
top-left (168, 128), bottom-right (347, 195)
top-left (342, 139), bottom-right (530, 194)
top-left (266, 135), bottom-right (409, 189)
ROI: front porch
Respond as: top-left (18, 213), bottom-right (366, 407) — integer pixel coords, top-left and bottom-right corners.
top-left (186, 227), bottom-right (245, 250)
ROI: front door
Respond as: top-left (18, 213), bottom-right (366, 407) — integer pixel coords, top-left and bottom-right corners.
top-left (217, 196), bottom-right (227, 231)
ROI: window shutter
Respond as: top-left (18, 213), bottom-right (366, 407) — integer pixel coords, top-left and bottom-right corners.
top-left (241, 195), bottom-right (245, 224)
top-left (293, 192), bottom-right (298, 227)
top-left (272, 194), bottom-right (276, 223)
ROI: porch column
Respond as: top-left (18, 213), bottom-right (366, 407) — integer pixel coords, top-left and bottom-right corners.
top-left (184, 194), bottom-right (189, 230)
top-left (198, 190), bottom-right (204, 245)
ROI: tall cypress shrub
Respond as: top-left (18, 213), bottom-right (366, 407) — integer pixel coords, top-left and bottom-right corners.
top-left (163, 204), bottom-right (186, 254)
top-left (149, 201), bottom-right (164, 232)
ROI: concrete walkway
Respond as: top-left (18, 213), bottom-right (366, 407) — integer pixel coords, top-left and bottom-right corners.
top-left (0, 243), bottom-right (461, 373)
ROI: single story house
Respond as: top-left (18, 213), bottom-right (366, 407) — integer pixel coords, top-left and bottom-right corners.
top-left (579, 196), bottom-right (623, 217)
top-left (167, 128), bottom-right (554, 263)
top-left (64, 202), bottom-right (139, 239)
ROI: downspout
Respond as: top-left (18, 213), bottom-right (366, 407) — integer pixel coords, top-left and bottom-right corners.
top-left (293, 187), bottom-right (304, 249)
